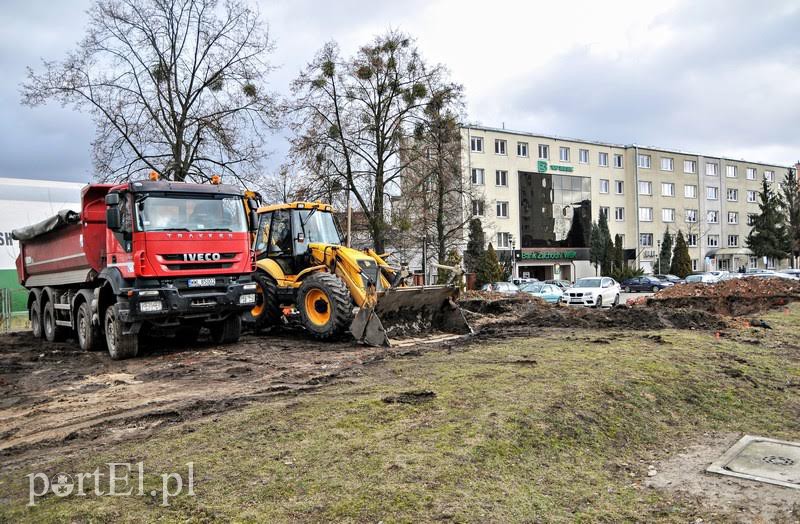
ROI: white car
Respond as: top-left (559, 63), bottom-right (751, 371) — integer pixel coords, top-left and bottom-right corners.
top-left (562, 277), bottom-right (621, 308)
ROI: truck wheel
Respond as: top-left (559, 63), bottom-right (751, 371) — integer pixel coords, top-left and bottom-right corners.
top-left (105, 304), bottom-right (138, 360)
top-left (209, 314), bottom-right (242, 344)
top-left (297, 272), bottom-right (352, 340)
top-left (43, 301), bottom-right (68, 342)
top-left (244, 273), bottom-right (281, 330)
top-left (30, 298), bottom-right (43, 339)
top-left (77, 301), bottom-right (104, 351)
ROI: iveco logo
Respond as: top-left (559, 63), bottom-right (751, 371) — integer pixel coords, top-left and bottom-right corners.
top-left (183, 253), bottom-right (221, 261)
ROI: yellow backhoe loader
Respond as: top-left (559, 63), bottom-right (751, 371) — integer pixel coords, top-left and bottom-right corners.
top-left (245, 201), bottom-right (471, 346)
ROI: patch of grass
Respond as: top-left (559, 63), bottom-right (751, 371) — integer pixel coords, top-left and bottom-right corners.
top-left (2, 306), bottom-right (800, 523)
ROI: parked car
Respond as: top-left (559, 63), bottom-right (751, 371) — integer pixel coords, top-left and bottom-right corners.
top-left (685, 273), bottom-right (718, 284)
top-left (481, 281), bottom-right (520, 294)
top-left (718, 272), bottom-right (744, 281)
top-left (510, 277), bottom-right (538, 286)
top-left (654, 274), bottom-right (684, 284)
top-left (745, 272), bottom-right (798, 280)
top-left (519, 282), bottom-right (563, 303)
top-left (545, 279), bottom-right (572, 289)
top-left (562, 277), bottom-right (620, 308)
top-left (621, 276), bottom-right (674, 293)
top-left (708, 270), bottom-right (729, 280)
top-left (779, 269), bottom-right (800, 278)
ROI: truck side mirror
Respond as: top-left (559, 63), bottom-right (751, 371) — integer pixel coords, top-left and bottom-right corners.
top-left (249, 209), bottom-right (258, 232)
top-left (105, 193), bottom-right (120, 206)
top-left (106, 206), bottom-right (121, 231)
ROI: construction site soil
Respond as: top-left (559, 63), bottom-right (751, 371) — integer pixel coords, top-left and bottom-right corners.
top-left (1, 277), bottom-right (793, 473)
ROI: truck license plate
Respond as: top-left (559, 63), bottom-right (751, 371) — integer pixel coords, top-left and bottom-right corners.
top-left (188, 278), bottom-right (216, 288)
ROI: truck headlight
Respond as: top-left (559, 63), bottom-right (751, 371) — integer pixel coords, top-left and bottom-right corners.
top-left (239, 294), bottom-right (256, 305)
top-left (140, 301), bottom-right (163, 312)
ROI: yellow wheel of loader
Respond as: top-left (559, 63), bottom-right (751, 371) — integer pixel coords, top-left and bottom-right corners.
top-left (245, 201), bottom-right (472, 346)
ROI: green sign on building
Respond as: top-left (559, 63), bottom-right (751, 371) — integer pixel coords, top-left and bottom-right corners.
top-left (536, 161), bottom-right (574, 173)
top-left (518, 250), bottom-right (578, 260)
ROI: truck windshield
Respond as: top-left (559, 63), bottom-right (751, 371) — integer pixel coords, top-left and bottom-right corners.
top-left (136, 195), bottom-right (247, 232)
top-left (296, 209), bottom-right (341, 245)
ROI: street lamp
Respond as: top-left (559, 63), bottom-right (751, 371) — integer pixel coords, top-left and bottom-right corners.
top-left (509, 234), bottom-right (516, 279)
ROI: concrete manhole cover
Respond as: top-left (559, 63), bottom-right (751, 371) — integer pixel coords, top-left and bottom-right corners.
top-left (707, 435), bottom-right (800, 489)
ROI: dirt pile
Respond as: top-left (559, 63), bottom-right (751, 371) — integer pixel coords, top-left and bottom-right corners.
top-left (649, 277), bottom-right (800, 316)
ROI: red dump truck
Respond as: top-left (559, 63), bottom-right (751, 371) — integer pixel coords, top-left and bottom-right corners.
top-left (13, 178), bottom-right (259, 359)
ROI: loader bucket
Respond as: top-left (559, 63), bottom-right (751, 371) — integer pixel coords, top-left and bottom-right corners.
top-left (350, 285), bottom-right (472, 347)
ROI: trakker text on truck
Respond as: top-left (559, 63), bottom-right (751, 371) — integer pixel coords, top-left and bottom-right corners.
top-left (13, 177), bottom-right (258, 359)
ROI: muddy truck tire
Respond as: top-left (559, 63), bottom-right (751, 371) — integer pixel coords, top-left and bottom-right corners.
top-left (210, 314), bottom-right (242, 344)
top-left (77, 301), bottom-right (104, 351)
top-left (105, 304), bottom-right (138, 360)
top-left (30, 297), bottom-right (43, 339)
top-left (43, 300), bottom-right (68, 342)
top-left (298, 272), bottom-right (353, 340)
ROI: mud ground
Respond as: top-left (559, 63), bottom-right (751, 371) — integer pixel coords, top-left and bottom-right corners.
top-left (0, 328), bottom-right (428, 473)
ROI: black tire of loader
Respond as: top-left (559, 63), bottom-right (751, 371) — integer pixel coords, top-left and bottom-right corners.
top-left (297, 272), bottom-right (353, 340)
top-left (244, 273), bottom-right (281, 330)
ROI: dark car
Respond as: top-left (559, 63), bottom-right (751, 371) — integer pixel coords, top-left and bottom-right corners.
top-left (654, 274), bottom-right (684, 284)
top-left (621, 276), bottom-right (674, 293)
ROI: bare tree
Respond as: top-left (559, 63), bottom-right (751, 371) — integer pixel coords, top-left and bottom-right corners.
top-left (22, 0), bottom-right (276, 184)
top-left (288, 32), bottom-right (449, 252)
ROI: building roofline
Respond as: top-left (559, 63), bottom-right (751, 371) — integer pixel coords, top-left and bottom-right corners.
top-left (461, 124), bottom-right (791, 170)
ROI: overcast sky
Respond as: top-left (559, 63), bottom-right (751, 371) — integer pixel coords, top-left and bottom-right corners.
top-left (1, 0), bottom-right (798, 183)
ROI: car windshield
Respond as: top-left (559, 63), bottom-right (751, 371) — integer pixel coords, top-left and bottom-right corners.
top-left (136, 195), bottom-right (247, 232)
top-left (521, 284), bottom-right (544, 293)
top-left (574, 278), bottom-right (601, 288)
top-left (296, 209), bottom-right (341, 244)
top-left (686, 275), bottom-right (702, 282)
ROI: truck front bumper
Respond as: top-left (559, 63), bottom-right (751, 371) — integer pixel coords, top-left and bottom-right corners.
top-left (119, 280), bottom-right (257, 323)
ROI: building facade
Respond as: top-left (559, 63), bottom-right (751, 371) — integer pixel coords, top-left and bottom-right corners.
top-left (461, 125), bottom-right (791, 280)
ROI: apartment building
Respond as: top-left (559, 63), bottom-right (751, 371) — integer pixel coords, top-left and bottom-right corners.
top-left (462, 125), bottom-right (790, 280)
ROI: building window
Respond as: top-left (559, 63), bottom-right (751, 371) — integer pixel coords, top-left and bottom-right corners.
top-left (727, 235), bottom-right (739, 247)
top-left (707, 210), bottom-right (719, 224)
top-left (471, 168), bottom-right (485, 185)
top-left (471, 200), bottom-right (484, 216)
top-left (684, 160), bottom-right (697, 174)
top-left (599, 179), bottom-right (610, 194)
top-left (579, 149), bottom-right (589, 164)
top-left (470, 136), bottom-right (483, 153)
top-left (746, 167), bottom-right (757, 180)
top-left (747, 213), bottom-right (756, 226)
top-left (687, 234), bottom-right (698, 247)
top-left (613, 154), bottom-right (624, 168)
top-left (662, 208), bottom-right (675, 222)
top-left (598, 152), bottom-right (609, 167)
top-left (496, 232), bottom-right (510, 249)
top-left (684, 184), bottom-right (697, 198)
top-left (517, 142), bottom-right (528, 157)
top-left (727, 188), bottom-right (738, 201)
top-left (640, 233), bottom-right (653, 247)
top-left (660, 157), bottom-right (674, 171)
top-left (638, 154), bottom-right (651, 168)
top-left (749, 256), bottom-right (758, 268)
top-left (661, 182), bottom-right (675, 197)
top-left (706, 186), bottom-right (719, 200)
top-left (765, 170), bottom-right (774, 182)
top-left (747, 190), bottom-right (757, 203)
top-left (495, 139), bottom-right (507, 155)
top-left (614, 207), bottom-right (625, 221)
top-left (615, 180), bottom-right (624, 194)
top-left (495, 170), bottom-right (508, 187)
top-left (706, 163), bottom-right (719, 176)
top-left (639, 207), bottom-right (653, 222)
top-left (639, 181), bottom-right (652, 195)
top-left (600, 206), bottom-right (609, 219)
top-left (496, 201), bottom-right (509, 218)
top-left (692, 259), bottom-right (699, 271)
top-left (685, 209), bottom-right (698, 223)
top-left (728, 211), bottom-right (738, 224)
top-left (538, 144), bottom-right (549, 159)
top-left (559, 146), bottom-right (570, 162)
top-left (726, 165), bottom-right (737, 178)
top-left (707, 235), bottom-right (719, 247)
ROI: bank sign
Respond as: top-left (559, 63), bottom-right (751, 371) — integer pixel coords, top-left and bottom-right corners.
top-left (515, 248), bottom-right (589, 261)
top-left (537, 160), bottom-right (574, 173)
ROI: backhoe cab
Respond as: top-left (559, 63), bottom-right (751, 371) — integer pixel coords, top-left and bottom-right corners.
top-left (246, 202), bottom-right (471, 346)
